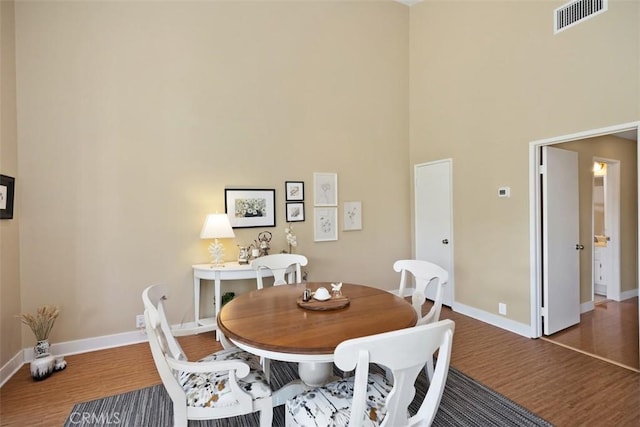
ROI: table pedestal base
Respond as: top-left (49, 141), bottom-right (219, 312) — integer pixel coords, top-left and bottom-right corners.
top-left (272, 362), bottom-right (336, 407)
top-left (298, 361), bottom-right (333, 387)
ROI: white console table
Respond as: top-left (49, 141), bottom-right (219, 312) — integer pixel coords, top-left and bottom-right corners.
top-left (192, 262), bottom-right (273, 339)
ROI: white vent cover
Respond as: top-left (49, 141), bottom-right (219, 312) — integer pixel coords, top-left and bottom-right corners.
top-left (554, 0), bottom-right (608, 34)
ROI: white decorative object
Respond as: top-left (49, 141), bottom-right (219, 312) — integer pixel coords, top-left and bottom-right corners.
top-left (54, 355), bottom-right (67, 371)
top-left (200, 213), bottom-right (236, 266)
top-left (285, 223), bottom-right (297, 253)
top-left (313, 287), bottom-right (331, 301)
top-left (330, 282), bottom-right (343, 297)
top-left (30, 355), bottom-right (54, 381)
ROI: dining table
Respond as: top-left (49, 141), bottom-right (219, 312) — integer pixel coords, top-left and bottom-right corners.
top-left (217, 282), bottom-right (417, 406)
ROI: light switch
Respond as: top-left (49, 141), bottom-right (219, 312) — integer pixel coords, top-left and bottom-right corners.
top-left (498, 187), bottom-right (510, 198)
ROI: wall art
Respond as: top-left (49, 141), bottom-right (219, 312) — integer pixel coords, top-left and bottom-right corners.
top-left (314, 207), bottom-right (338, 241)
top-left (0, 175), bottom-right (15, 220)
top-left (224, 188), bottom-right (276, 228)
top-left (313, 172), bottom-right (337, 206)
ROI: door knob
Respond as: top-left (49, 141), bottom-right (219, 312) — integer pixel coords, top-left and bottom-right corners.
top-left (575, 244), bottom-right (584, 250)
top-left (442, 239), bottom-right (449, 244)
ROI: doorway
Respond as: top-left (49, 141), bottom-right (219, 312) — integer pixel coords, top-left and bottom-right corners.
top-left (414, 159), bottom-right (454, 306)
top-left (529, 121), bottom-right (639, 368)
top-left (592, 158), bottom-right (621, 302)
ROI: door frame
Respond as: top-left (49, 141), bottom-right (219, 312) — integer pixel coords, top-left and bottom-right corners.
top-left (529, 121), bottom-right (639, 338)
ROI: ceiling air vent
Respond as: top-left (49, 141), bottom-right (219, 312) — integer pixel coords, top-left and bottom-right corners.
top-left (554, 0), bottom-right (607, 34)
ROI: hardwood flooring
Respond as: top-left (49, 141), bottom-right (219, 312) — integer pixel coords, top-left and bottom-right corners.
top-left (1, 307), bottom-right (639, 426)
top-left (543, 298), bottom-right (639, 371)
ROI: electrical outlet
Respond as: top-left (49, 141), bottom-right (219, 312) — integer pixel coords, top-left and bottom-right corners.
top-left (498, 303), bottom-right (507, 316)
top-left (136, 314), bottom-right (145, 329)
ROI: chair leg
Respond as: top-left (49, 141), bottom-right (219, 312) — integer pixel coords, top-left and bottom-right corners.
top-left (172, 403), bottom-right (188, 427)
top-left (261, 357), bottom-right (271, 384)
top-left (259, 406), bottom-right (273, 427)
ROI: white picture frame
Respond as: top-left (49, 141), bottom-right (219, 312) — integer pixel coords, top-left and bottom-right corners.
top-left (314, 207), bottom-right (338, 241)
top-left (343, 201), bottom-right (362, 231)
top-left (313, 172), bottom-right (338, 206)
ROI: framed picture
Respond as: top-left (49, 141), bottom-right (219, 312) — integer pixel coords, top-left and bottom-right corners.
top-left (314, 207), bottom-right (338, 241)
top-left (285, 181), bottom-right (304, 201)
top-left (313, 172), bottom-right (338, 206)
top-left (225, 189), bottom-right (276, 228)
top-left (0, 175), bottom-right (15, 220)
top-left (286, 202), bottom-right (305, 222)
top-left (343, 201), bottom-right (362, 231)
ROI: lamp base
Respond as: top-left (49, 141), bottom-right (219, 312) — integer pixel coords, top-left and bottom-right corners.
top-left (208, 239), bottom-right (225, 267)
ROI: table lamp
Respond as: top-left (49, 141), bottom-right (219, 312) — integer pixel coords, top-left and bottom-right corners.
top-left (200, 213), bottom-right (235, 266)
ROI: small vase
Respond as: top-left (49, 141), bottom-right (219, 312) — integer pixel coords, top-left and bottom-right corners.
top-left (30, 354), bottom-right (54, 381)
top-left (34, 340), bottom-right (50, 358)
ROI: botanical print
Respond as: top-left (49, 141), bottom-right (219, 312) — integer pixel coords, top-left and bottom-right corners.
top-left (313, 173), bottom-right (338, 206)
top-left (314, 207), bottom-right (338, 241)
top-left (234, 198), bottom-right (267, 218)
top-left (343, 201), bottom-right (362, 231)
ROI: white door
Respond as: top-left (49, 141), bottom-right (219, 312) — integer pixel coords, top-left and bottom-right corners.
top-left (414, 160), bottom-right (454, 306)
top-left (542, 146), bottom-right (581, 335)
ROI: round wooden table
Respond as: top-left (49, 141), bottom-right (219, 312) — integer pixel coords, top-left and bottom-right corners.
top-left (217, 282), bottom-right (417, 405)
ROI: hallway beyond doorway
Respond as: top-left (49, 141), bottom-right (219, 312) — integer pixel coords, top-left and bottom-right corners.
top-left (542, 298), bottom-right (639, 372)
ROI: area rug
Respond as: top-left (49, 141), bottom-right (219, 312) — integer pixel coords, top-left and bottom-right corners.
top-left (64, 362), bottom-right (552, 426)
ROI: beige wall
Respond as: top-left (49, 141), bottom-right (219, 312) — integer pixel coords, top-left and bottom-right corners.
top-left (4, 0), bottom-right (638, 366)
top-left (561, 135), bottom-right (638, 300)
top-left (12, 1), bottom-right (410, 346)
top-left (1, 0), bottom-right (22, 366)
top-left (410, 0), bottom-right (639, 324)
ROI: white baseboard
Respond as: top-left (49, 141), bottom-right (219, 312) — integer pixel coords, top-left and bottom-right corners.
top-left (621, 288), bottom-right (638, 301)
top-left (581, 300), bottom-right (595, 313)
top-left (0, 351), bottom-right (25, 388)
top-left (452, 302), bottom-right (534, 338)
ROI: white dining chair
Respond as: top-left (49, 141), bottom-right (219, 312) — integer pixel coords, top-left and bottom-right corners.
top-left (142, 284), bottom-right (273, 427)
top-left (251, 253), bottom-right (308, 289)
top-left (393, 259), bottom-right (449, 327)
top-left (392, 259), bottom-right (448, 382)
top-left (285, 319), bottom-right (455, 427)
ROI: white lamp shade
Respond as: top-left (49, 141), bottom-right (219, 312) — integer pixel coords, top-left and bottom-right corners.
top-left (200, 213), bottom-right (235, 239)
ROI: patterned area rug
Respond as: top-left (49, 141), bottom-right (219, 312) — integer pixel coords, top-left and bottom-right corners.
top-left (64, 361), bottom-right (552, 426)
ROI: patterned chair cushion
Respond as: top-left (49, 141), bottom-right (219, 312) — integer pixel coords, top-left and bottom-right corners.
top-left (286, 373), bottom-right (392, 426)
top-left (178, 347), bottom-right (271, 408)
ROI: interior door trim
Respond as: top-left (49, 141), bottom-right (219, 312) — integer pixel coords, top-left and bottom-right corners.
top-left (529, 121), bottom-right (639, 339)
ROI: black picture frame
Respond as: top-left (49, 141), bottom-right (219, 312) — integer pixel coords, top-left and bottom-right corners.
top-left (285, 181), bottom-right (304, 201)
top-left (225, 188), bottom-right (276, 228)
top-left (0, 175), bottom-right (15, 220)
top-left (286, 202), bottom-right (305, 222)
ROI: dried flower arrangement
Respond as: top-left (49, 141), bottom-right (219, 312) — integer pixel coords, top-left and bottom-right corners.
top-left (18, 305), bottom-right (60, 341)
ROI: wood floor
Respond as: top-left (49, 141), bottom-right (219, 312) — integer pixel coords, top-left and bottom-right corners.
top-left (543, 298), bottom-right (639, 371)
top-left (1, 307), bottom-right (639, 426)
